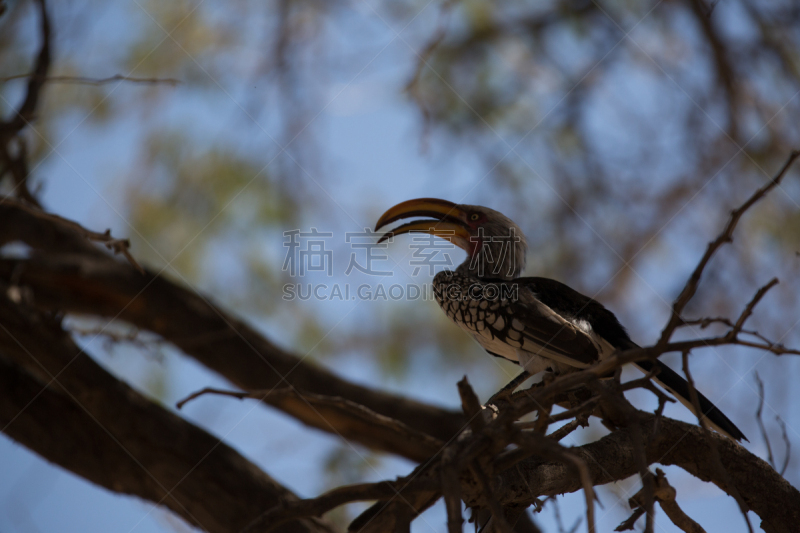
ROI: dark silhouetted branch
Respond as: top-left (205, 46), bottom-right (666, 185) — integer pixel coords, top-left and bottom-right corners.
top-left (176, 386), bottom-right (445, 462)
top-left (658, 150), bottom-right (800, 347)
top-left (0, 0), bottom-right (50, 138)
top-left (0, 73), bottom-right (181, 86)
top-left (0, 294), bottom-right (332, 533)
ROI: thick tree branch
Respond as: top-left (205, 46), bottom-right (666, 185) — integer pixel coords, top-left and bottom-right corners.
top-left (1, 153), bottom-right (799, 533)
top-left (0, 295), bottom-right (332, 533)
top-left (485, 415), bottom-right (800, 533)
top-left (0, 199), bottom-right (142, 271)
top-left (290, 410), bottom-right (799, 533)
top-left (0, 204), bottom-right (465, 449)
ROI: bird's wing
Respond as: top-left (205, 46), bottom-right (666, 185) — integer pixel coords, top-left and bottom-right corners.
top-left (502, 284), bottom-right (603, 367)
top-left (493, 278), bottom-right (748, 441)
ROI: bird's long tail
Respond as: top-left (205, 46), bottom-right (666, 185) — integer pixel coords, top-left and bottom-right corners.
top-left (634, 359), bottom-right (747, 441)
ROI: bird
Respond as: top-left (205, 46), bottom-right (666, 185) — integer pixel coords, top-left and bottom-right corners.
top-left (374, 197), bottom-right (746, 441)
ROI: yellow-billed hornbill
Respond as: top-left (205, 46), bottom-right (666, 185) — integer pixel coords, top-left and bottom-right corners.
top-left (375, 198), bottom-right (746, 441)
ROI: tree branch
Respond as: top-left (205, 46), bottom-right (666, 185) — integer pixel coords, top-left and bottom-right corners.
top-left (0, 204), bottom-right (466, 450)
top-left (657, 150), bottom-right (800, 346)
top-left (0, 294), bottom-right (332, 533)
top-left (0, 198), bottom-right (143, 272)
top-left (486, 415), bottom-right (800, 533)
top-left (176, 386), bottom-right (445, 462)
top-left (0, 73), bottom-right (180, 86)
top-left (0, 0), bottom-right (51, 138)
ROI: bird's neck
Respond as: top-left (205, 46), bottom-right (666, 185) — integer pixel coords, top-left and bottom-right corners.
top-left (456, 252), bottom-right (522, 280)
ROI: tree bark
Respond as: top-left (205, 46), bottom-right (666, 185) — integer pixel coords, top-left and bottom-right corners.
top-left (485, 416), bottom-right (800, 533)
top-left (0, 203), bottom-right (464, 447)
top-left (0, 293), bottom-right (332, 533)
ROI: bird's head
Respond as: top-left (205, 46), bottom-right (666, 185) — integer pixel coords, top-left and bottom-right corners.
top-left (375, 198), bottom-right (528, 280)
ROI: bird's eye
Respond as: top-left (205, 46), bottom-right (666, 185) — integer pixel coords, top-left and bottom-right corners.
top-left (470, 213), bottom-right (480, 221)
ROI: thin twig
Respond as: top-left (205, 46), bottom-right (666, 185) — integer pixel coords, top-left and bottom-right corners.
top-left (176, 386), bottom-right (252, 409)
top-left (754, 373), bottom-right (776, 469)
top-left (0, 0), bottom-right (50, 137)
top-left (242, 476), bottom-right (436, 532)
top-left (630, 422), bottom-right (655, 533)
top-left (487, 370), bottom-right (531, 406)
top-left (514, 398), bottom-right (598, 429)
top-left (776, 416), bottom-right (791, 476)
top-left (681, 316), bottom-right (781, 347)
top-left (658, 150), bottom-right (800, 347)
top-left (0, 73), bottom-right (181, 86)
top-left (614, 508), bottom-right (645, 531)
top-left (1, 199), bottom-right (143, 272)
top-left (625, 469), bottom-right (707, 533)
top-left (547, 415), bottom-right (589, 442)
top-left (733, 278), bottom-right (779, 333)
top-left (619, 375), bottom-right (676, 407)
top-left (459, 376), bottom-right (486, 433)
top-left (652, 392), bottom-right (669, 438)
top-left (442, 447), bottom-right (464, 533)
top-left (681, 351), bottom-right (754, 533)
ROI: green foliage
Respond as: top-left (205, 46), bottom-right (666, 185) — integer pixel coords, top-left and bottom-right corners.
top-left (127, 131), bottom-right (296, 285)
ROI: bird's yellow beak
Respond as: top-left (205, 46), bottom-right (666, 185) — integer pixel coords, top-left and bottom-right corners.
top-left (374, 198), bottom-right (472, 250)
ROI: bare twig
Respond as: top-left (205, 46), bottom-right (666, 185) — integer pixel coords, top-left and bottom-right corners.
top-left (653, 469), bottom-right (707, 533)
top-left (626, 469), bottom-right (707, 533)
top-left (176, 386), bottom-right (252, 408)
top-left (777, 416), bottom-right (791, 476)
top-left (176, 386), bottom-right (446, 463)
top-left (547, 415), bottom-right (589, 442)
top-left (0, 199), bottom-right (143, 272)
top-left (619, 376), bottom-right (676, 406)
top-left (487, 370), bottom-right (531, 406)
top-left (680, 316), bottom-right (781, 347)
top-left (651, 391), bottom-right (669, 438)
top-left (754, 373), bottom-right (776, 469)
top-left (514, 397), bottom-right (598, 429)
top-left (0, 0), bottom-right (50, 206)
top-left (242, 476), bottom-right (435, 533)
top-left (733, 278), bottom-right (779, 333)
top-left (658, 150), bottom-right (800, 347)
top-left (681, 351), bottom-right (754, 533)
top-left (0, 0), bottom-right (50, 137)
top-left (630, 422), bottom-right (655, 533)
top-left (459, 376), bottom-right (487, 433)
top-left (442, 447), bottom-right (464, 533)
top-left (0, 74), bottom-right (180, 86)
top-left (614, 508), bottom-right (644, 531)
top-left (2, 138), bottom-right (41, 207)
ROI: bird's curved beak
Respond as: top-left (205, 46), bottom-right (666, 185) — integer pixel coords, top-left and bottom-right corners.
top-left (374, 198), bottom-right (471, 250)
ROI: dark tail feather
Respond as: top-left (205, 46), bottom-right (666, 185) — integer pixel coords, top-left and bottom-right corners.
top-left (634, 359), bottom-right (747, 442)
